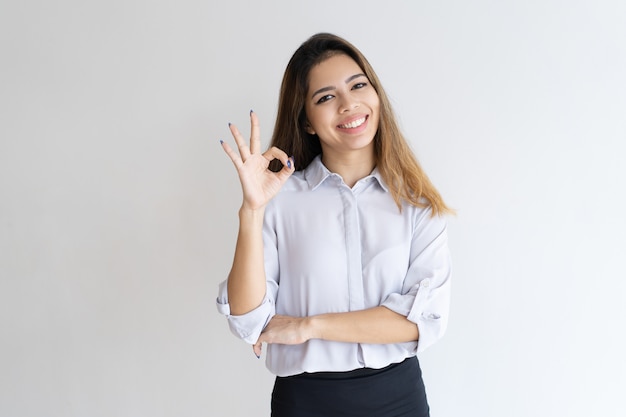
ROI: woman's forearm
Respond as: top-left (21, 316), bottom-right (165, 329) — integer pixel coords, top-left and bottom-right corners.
top-left (256, 306), bottom-right (419, 354)
top-left (227, 207), bottom-right (267, 315)
top-left (308, 306), bottom-right (419, 344)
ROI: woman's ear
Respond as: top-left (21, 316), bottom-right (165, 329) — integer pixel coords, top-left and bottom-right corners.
top-left (305, 121), bottom-right (316, 135)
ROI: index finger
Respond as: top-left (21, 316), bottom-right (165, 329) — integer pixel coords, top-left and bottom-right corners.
top-left (252, 340), bottom-right (262, 358)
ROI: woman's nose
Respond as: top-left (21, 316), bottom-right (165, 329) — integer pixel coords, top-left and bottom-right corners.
top-left (339, 94), bottom-right (359, 113)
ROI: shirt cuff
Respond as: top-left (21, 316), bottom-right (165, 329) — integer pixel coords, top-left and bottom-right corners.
top-left (381, 278), bottom-right (448, 353)
top-left (216, 281), bottom-right (275, 344)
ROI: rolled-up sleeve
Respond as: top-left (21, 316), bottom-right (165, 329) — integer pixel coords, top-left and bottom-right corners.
top-left (381, 213), bottom-right (451, 353)
top-left (216, 280), bottom-right (276, 344)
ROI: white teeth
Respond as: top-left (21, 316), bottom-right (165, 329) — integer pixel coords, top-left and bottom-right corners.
top-left (339, 117), bottom-right (366, 129)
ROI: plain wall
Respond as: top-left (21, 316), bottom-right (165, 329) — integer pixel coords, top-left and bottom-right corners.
top-left (1, 1), bottom-right (625, 416)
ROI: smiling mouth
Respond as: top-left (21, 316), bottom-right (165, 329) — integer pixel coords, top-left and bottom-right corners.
top-left (338, 116), bottom-right (367, 129)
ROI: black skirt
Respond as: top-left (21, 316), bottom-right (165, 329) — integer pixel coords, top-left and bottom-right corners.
top-left (271, 356), bottom-right (429, 417)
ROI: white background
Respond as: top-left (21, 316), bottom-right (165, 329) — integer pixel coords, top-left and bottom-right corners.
top-left (1, 1), bottom-right (625, 416)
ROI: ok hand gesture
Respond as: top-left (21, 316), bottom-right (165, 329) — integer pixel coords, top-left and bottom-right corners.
top-left (221, 111), bottom-right (294, 211)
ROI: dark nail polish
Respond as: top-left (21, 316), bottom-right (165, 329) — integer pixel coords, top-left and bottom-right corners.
top-left (219, 139), bottom-right (224, 145)
top-left (228, 122), bottom-right (231, 127)
top-left (250, 109), bottom-right (254, 115)
top-left (255, 354), bottom-right (260, 359)
top-left (287, 160), bottom-right (292, 169)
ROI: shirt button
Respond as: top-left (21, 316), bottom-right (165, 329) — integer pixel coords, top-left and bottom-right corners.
top-left (421, 280), bottom-right (430, 288)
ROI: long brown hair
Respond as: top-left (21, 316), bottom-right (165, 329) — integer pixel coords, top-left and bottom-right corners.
top-left (269, 33), bottom-right (452, 215)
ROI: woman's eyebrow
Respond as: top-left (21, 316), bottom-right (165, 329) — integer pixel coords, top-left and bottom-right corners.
top-left (310, 73), bottom-right (367, 99)
top-left (311, 85), bottom-right (335, 99)
top-left (345, 73), bottom-right (366, 83)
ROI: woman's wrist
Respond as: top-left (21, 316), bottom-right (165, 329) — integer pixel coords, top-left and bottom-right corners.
top-left (238, 205), bottom-right (265, 221)
top-left (305, 315), bottom-right (324, 341)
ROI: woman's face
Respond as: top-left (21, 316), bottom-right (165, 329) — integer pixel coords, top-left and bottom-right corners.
top-left (304, 53), bottom-right (380, 159)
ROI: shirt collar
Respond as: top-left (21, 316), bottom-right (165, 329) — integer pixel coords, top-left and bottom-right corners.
top-left (303, 155), bottom-right (389, 192)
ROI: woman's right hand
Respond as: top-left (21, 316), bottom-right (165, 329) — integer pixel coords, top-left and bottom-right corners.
top-left (220, 111), bottom-right (294, 211)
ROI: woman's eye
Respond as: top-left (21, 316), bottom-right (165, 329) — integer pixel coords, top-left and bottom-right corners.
top-left (352, 82), bottom-right (367, 90)
top-left (316, 95), bottom-right (333, 104)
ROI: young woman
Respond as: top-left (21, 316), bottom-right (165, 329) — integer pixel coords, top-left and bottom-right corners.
top-left (217, 33), bottom-right (452, 417)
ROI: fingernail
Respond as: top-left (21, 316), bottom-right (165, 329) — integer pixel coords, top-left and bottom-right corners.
top-left (250, 109), bottom-right (254, 115)
top-left (287, 159), bottom-right (292, 169)
top-left (255, 353), bottom-right (260, 359)
top-left (228, 122), bottom-right (231, 127)
top-left (219, 139), bottom-right (224, 145)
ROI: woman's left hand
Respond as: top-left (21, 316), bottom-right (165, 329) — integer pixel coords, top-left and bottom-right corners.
top-left (252, 315), bottom-right (313, 358)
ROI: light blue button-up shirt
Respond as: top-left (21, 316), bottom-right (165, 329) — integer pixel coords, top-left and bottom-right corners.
top-left (217, 156), bottom-right (451, 377)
